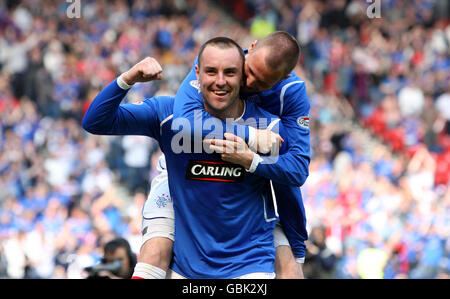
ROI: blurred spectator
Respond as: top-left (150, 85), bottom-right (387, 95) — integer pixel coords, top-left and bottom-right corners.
top-left (249, 2), bottom-right (277, 39)
top-left (0, 244), bottom-right (8, 278)
top-left (303, 225), bottom-right (338, 278)
top-left (121, 135), bottom-right (156, 194)
top-left (397, 83), bottom-right (425, 118)
top-left (84, 237), bottom-right (137, 279)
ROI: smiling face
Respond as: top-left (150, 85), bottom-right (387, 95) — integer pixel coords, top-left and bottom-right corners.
top-left (195, 44), bottom-right (244, 119)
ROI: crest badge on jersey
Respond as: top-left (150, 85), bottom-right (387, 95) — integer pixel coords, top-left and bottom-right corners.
top-left (156, 193), bottom-right (171, 208)
top-left (297, 116), bottom-right (310, 130)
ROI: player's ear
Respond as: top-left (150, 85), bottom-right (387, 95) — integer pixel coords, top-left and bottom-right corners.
top-left (195, 65), bottom-right (200, 80)
top-left (248, 40), bottom-right (258, 53)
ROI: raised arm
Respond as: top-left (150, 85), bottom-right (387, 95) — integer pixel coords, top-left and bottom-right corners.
top-left (82, 57), bottom-right (164, 139)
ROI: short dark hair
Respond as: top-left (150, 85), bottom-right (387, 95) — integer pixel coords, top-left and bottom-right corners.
top-left (104, 238), bottom-right (136, 266)
top-left (254, 31), bottom-right (300, 76)
top-left (104, 238), bottom-right (131, 255)
top-left (197, 37), bottom-right (245, 68)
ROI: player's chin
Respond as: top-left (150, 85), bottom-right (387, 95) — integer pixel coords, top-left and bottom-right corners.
top-left (205, 98), bottom-right (229, 112)
top-left (208, 93), bottom-right (231, 105)
top-left (210, 101), bottom-right (230, 112)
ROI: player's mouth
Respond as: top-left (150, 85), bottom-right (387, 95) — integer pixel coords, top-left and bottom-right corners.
top-left (211, 90), bottom-right (229, 98)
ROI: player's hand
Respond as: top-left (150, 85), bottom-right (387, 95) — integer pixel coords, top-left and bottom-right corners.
top-left (204, 133), bottom-right (254, 170)
top-left (121, 57), bottom-right (163, 85)
top-left (255, 129), bottom-right (284, 154)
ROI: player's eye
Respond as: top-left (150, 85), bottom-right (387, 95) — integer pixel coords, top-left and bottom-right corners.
top-left (224, 69), bottom-right (237, 76)
top-left (204, 67), bottom-right (216, 74)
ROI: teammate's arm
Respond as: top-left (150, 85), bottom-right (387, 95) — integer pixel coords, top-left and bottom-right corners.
top-left (216, 126), bottom-right (310, 276)
top-left (177, 67), bottom-right (310, 186)
top-left (259, 82), bottom-right (310, 265)
top-left (204, 118), bottom-right (294, 185)
top-left (252, 82), bottom-right (311, 186)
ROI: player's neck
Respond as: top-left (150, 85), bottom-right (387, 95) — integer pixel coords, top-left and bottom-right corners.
top-left (226, 98), bottom-right (245, 121)
top-left (205, 98), bottom-right (245, 121)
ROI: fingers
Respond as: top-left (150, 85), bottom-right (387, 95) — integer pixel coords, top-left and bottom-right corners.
top-left (255, 129), bottom-right (284, 153)
top-left (224, 132), bottom-right (245, 144)
top-left (203, 136), bottom-right (254, 169)
top-left (203, 139), bottom-right (229, 153)
top-left (141, 57), bottom-right (163, 80)
top-left (205, 131), bottom-right (280, 156)
top-left (223, 132), bottom-right (237, 141)
top-left (269, 132), bottom-right (283, 152)
top-left (124, 57), bottom-right (163, 84)
top-left (203, 138), bottom-right (246, 154)
top-left (268, 132), bottom-right (283, 147)
top-left (274, 133), bottom-right (284, 148)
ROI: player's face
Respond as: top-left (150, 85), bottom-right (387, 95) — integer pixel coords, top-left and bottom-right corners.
top-left (196, 45), bottom-right (243, 115)
top-left (243, 47), bottom-right (284, 93)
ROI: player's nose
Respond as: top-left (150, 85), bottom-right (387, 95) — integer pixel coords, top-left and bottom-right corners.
top-left (246, 75), bottom-right (256, 89)
top-left (215, 73), bottom-right (226, 87)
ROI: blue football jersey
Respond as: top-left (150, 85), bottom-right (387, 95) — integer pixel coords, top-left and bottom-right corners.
top-left (172, 51), bottom-right (310, 259)
top-left (82, 79), bottom-right (289, 278)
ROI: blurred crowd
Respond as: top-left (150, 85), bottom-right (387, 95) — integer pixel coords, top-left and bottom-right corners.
top-left (0, 0), bottom-right (448, 279)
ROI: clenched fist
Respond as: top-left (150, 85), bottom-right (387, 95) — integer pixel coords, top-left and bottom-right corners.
top-left (121, 57), bottom-right (163, 85)
top-left (254, 129), bottom-right (284, 154)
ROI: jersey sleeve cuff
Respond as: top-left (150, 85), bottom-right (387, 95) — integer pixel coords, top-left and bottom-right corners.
top-left (117, 74), bottom-right (133, 90)
top-left (247, 126), bottom-right (257, 151)
top-left (246, 152), bottom-right (263, 173)
top-left (295, 257), bottom-right (305, 264)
